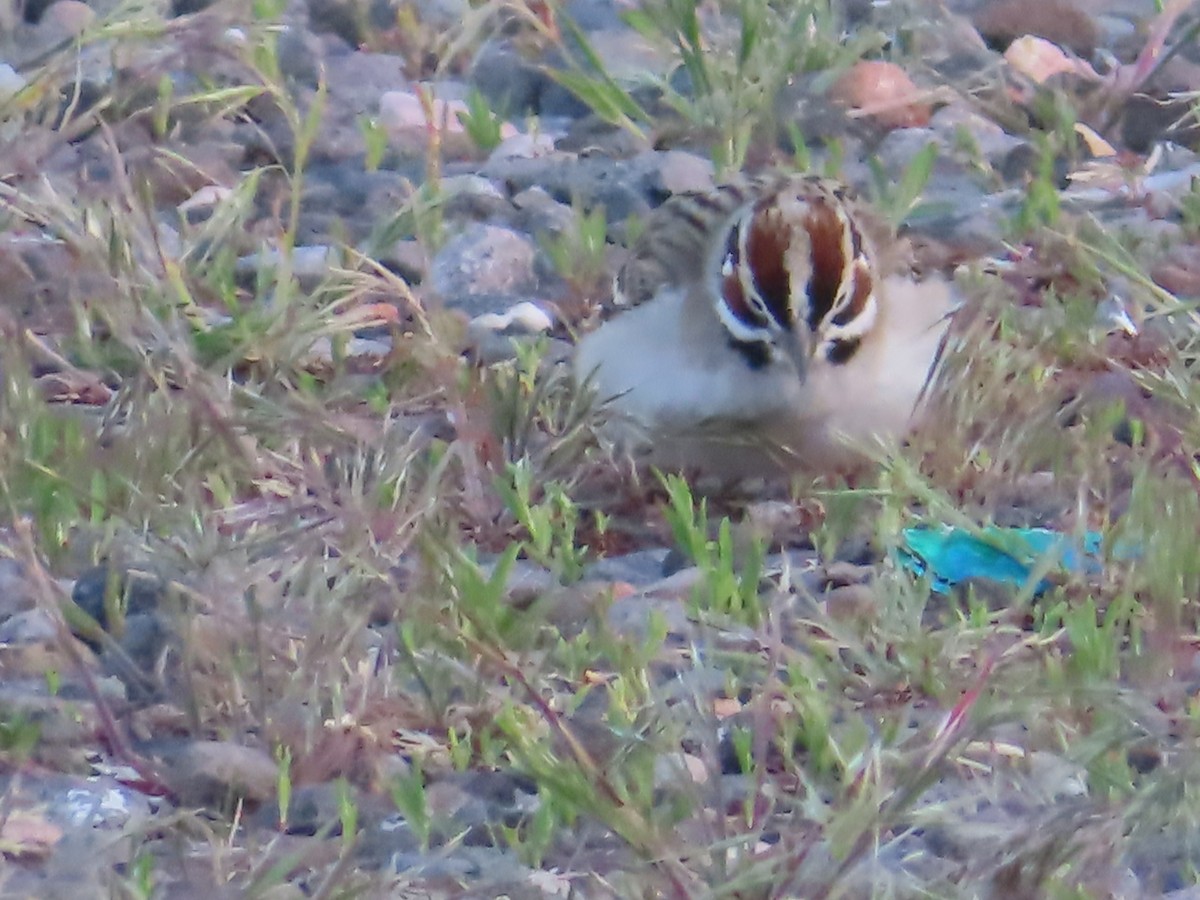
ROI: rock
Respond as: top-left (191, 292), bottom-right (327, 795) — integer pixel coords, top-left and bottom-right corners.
top-left (306, 0), bottom-right (368, 47)
top-left (822, 583), bottom-right (878, 623)
top-left (487, 130), bottom-right (556, 162)
top-left (563, 0), bottom-right (626, 30)
top-left (0, 558), bottom-right (35, 621)
top-left (0, 609), bottom-right (58, 645)
top-left (39, 0), bottom-right (95, 39)
top-left (973, 0), bottom-right (1100, 58)
top-left (468, 300), bottom-right (556, 336)
top-left (71, 565), bottom-right (167, 634)
top-left (235, 244), bottom-right (337, 289)
top-left (413, 0), bottom-right (471, 30)
top-left (466, 300), bottom-right (559, 363)
top-left (158, 739), bottom-right (280, 809)
top-left (927, 103), bottom-right (1026, 165)
top-left (380, 89), bottom-right (518, 160)
top-left (481, 150), bottom-right (714, 224)
top-left (830, 60), bottom-right (932, 131)
top-left (605, 569), bottom-right (698, 638)
top-left (510, 185), bottom-right (576, 236)
top-left (469, 38), bottom-right (587, 119)
top-left (582, 549), bottom-right (671, 585)
top-left (248, 780), bottom-right (393, 836)
top-left (0, 63), bottom-right (24, 100)
top-left (439, 173), bottom-right (511, 221)
top-left (376, 238), bottom-right (428, 283)
top-left (276, 24), bottom-right (322, 86)
top-left (170, 0), bottom-right (219, 12)
top-left (429, 223), bottom-right (539, 305)
top-left (323, 49), bottom-right (409, 129)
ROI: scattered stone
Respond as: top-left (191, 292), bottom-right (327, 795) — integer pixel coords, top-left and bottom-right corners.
top-left (973, 0), bottom-right (1100, 58)
top-left (466, 300), bottom-right (559, 363)
top-left (510, 185), bottom-right (577, 236)
top-left (488, 129), bottom-right (557, 162)
top-left (927, 102), bottom-right (1026, 166)
top-left (0, 608), bottom-right (59, 645)
top-left (830, 60), bottom-right (933, 130)
top-left (38, 0), bottom-right (95, 39)
top-left (430, 223), bottom-right (540, 307)
top-left (71, 565), bottom-right (168, 634)
top-left (157, 739), bottom-right (280, 809)
top-left (481, 150), bottom-right (715, 224)
top-left (380, 89), bottom-right (518, 159)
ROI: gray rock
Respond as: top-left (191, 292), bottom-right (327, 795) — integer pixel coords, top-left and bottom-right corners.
top-left (276, 24), bottom-right (322, 86)
top-left (563, 0), bottom-right (627, 30)
top-left (466, 300), bottom-right (557, 362)
top-left (481, 150), bottom-right (714, 224)
top-left (582, 549), bottom-right (672, 585)
top-left (430, 223), bottom-right (539, 305)
top-left (510, 186), bottom-right (577, 236)
top-left (412, 0), bottom-right (469, 29)
top-left (928, 103), bottom-right (1027, 165)
top-left (306, 0), bottom-right (367, 47)
top-left (236, 244), bottom-right (338, 286)
top-left (439, 173), bottom-right (513, 222)
top-left (0, 609), bottom-right (57, 644)
top-left (71, 565), bottom-right (167, 632)
top-left (324, 49), bottom-right (409, 123)
top-left (469, 39), bottom-right (567, 118)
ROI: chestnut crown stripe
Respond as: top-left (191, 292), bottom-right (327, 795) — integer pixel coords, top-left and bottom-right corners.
top-left (612, 174), bottom-right (881, 369)
top-left (714, 182), bottom-right (875, 342)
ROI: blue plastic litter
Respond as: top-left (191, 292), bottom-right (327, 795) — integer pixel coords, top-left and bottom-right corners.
top-left (898, 526), bottom-right (1121, 595)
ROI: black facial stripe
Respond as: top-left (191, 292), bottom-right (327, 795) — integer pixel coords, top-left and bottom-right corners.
top-left (825, 336), bottom-right (861, 365)
top-left (728, 337), bottom-right (771, 370)
top-left (847, 217), bottom-right (863, 257)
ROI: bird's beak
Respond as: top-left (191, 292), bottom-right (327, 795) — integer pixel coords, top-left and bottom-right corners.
top-left (782, 327), bottom-right (811, 383)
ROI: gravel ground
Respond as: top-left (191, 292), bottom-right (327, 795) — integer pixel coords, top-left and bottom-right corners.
top-left (2, 0), bottom-right (1200, 896)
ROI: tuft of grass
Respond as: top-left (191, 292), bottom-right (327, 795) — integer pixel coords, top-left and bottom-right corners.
top-left (538, 200), bottom-right (610, 301)
top-left (7, 0), bottom-right (1200, 897)
top-left (555, 0), bottom-right (881, 172)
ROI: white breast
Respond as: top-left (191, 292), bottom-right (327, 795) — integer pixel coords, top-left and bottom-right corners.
top-left (574, 286), bottom-right (804, 431)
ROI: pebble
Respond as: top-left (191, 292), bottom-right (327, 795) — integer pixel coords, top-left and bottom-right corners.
top-left (157, 739), bottom-right (280, 809)
top-left (430, 223), bottom-right (540, 306)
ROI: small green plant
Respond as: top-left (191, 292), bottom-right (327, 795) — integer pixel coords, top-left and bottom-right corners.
top-left (335, 778), bottom-right (359, 851)
top-left (455, 86), bottom-right (507, 154)
top-left (1013, 135), bottom-right (1063, 234)
top-left (275, 745), bottom-right (293, 830)
top-left (557, 0), bottom-right (879, 171)
top-left (539, 201), bottom-right (610, 299)
top-left (659, 473), bottom-right (764, 625)
top-left (0, 711), bottom-right (41, 760)
top-left (496, 460), bottom-right (589, 583)
top-left (1180, 176), bottom-right (1200, 238)
top-left (358, 114), bottom-right (389, 171)
top-left (866, 141), bottom-right (938, 227)
top-left (391, 765), bottom-right (432, 851)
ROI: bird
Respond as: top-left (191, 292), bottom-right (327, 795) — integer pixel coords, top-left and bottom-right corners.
top-left (572, 173), bottom-right (957, 479)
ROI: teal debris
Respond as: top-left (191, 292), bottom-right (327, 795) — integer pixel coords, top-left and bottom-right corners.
top-left (898, 526), bottom-right (1127, 594)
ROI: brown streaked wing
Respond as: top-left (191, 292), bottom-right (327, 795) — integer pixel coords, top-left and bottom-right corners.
top-left (613, 179), bottom-right (761, 308)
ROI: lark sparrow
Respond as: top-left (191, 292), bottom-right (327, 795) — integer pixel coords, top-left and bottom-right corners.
top-left (573, 174), bottom-right (956, 478)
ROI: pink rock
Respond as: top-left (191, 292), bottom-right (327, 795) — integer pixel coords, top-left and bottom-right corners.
top-left (379, 90), bottom-right (517, 159)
